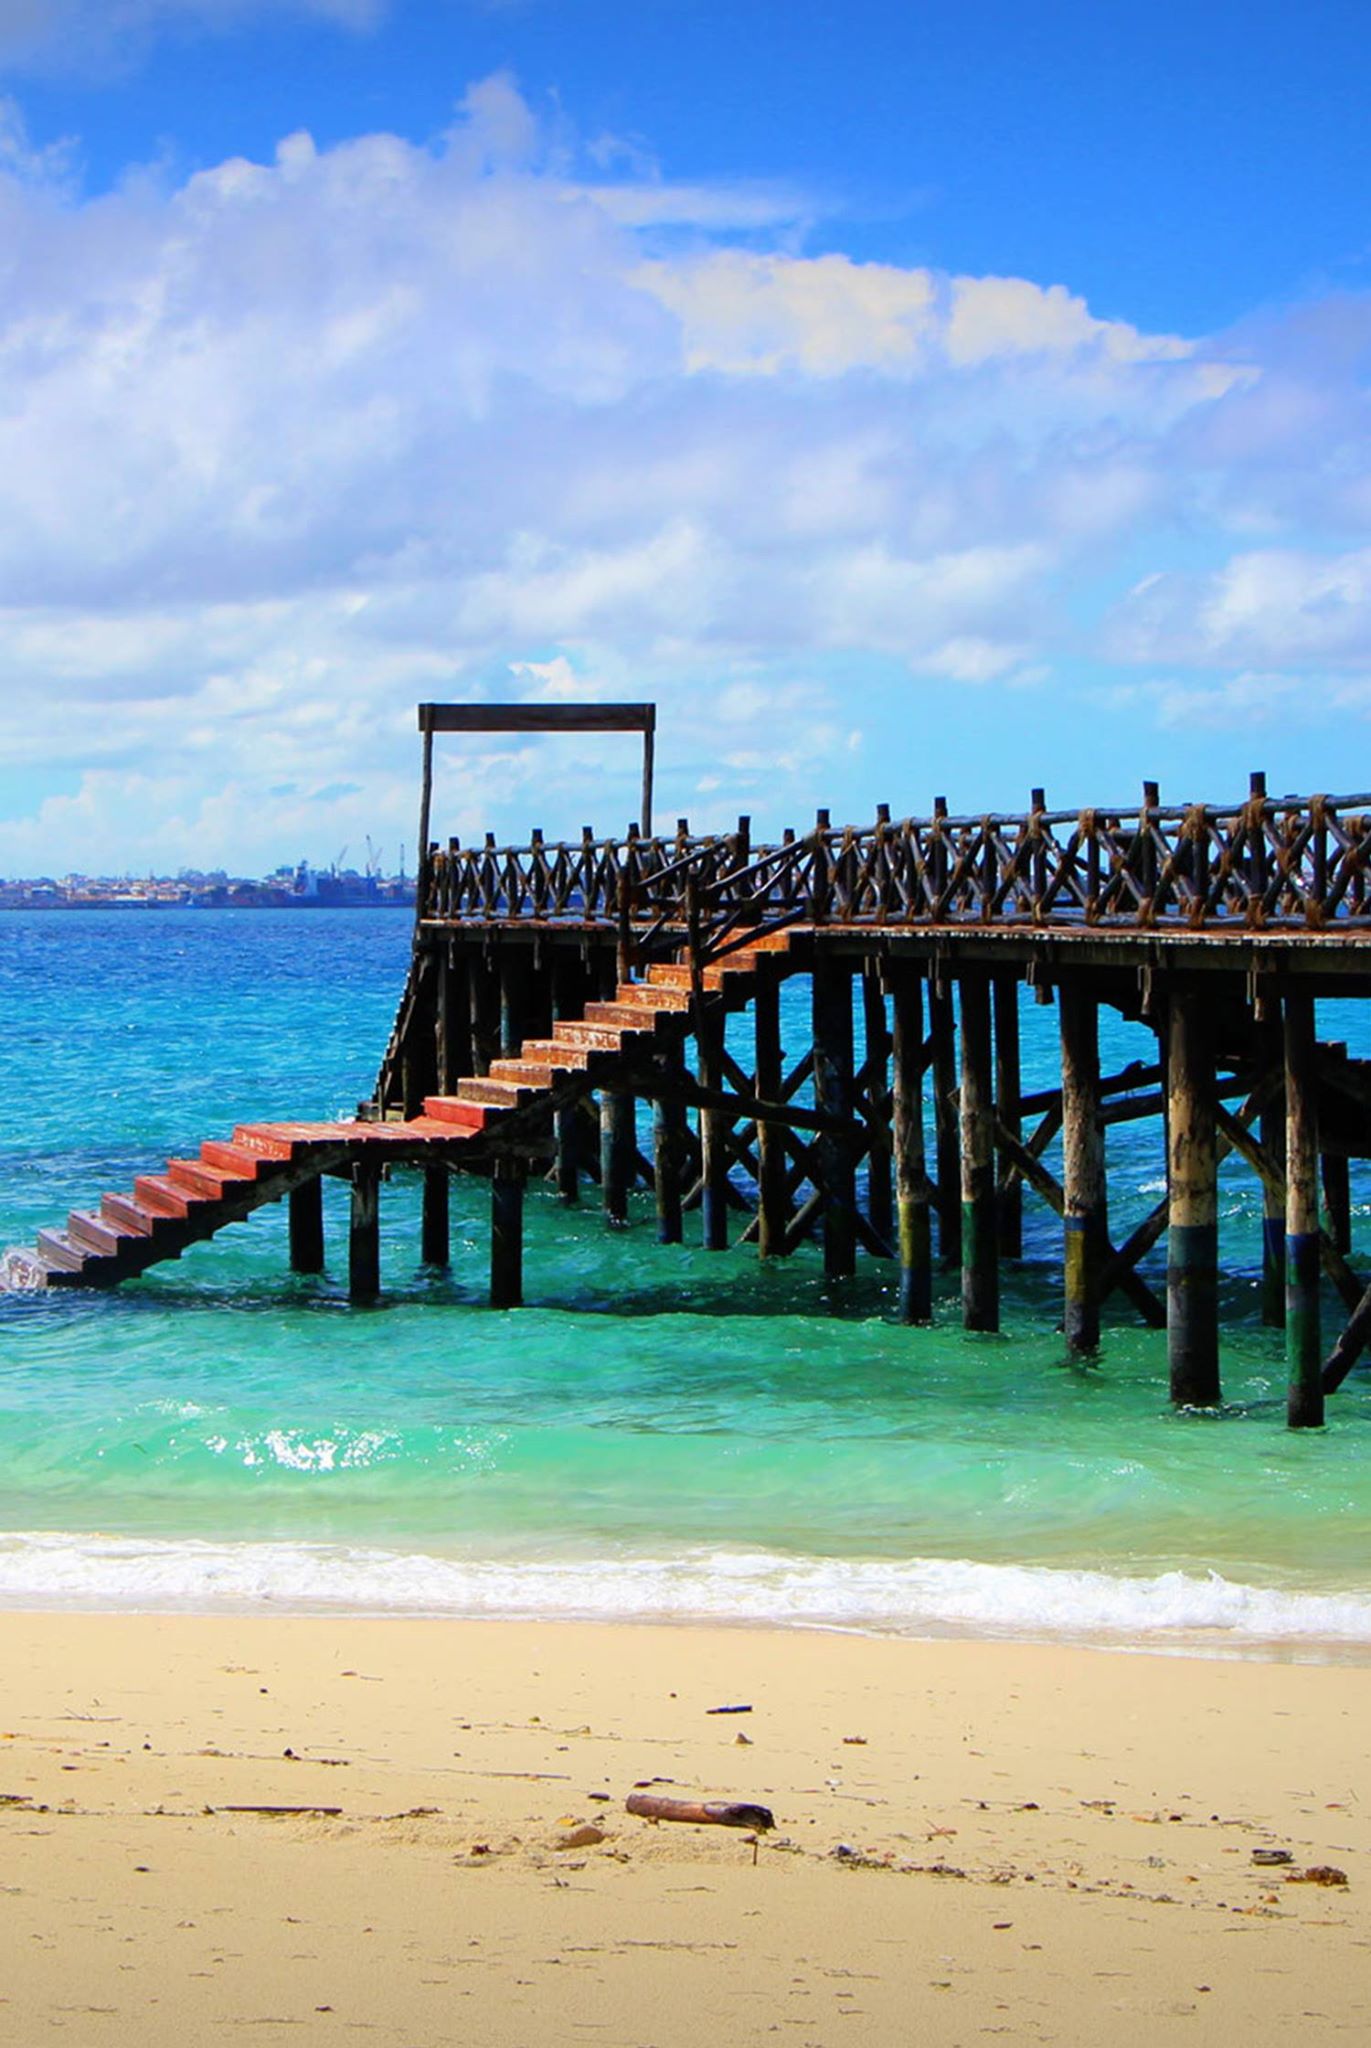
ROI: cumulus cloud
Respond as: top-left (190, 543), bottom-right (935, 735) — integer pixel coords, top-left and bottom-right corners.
top-left (0, 73), bottom-right (1366, 870)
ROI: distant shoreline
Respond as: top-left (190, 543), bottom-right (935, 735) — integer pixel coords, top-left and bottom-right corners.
top-left (0, 898), bottom-right (414, 912)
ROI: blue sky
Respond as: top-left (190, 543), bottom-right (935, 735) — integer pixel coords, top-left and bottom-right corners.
top-left (0, 0), bottom-right (1369, 872)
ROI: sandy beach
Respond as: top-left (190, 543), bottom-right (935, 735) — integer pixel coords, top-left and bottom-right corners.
top-left (0, 1614), bottom-right (1366, 2044)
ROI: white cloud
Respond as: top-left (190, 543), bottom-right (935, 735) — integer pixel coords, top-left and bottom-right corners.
top-left (0, 74), bottom-right (1365, 869)
top-left (0, 0), bottom-right (379, 71)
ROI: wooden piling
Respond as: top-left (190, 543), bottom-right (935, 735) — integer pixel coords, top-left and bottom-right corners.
top-left (812, 952), bottom-right (857, 1280)
top-left (288, 1176), bottom-right (325, 1276)
top-left (1285, 990), bottom-right (1323, 1427)
top-left (349, 1162), bottom-right (381, 1304)
top-left (436, 940), bottom-right (472, 1093)
top-left (959, 972), bottom-right (999, 1332)
top-left (1166, 989), bottom-right (1220, 1406)
top-left (552, 953), bottom-right (587, 1202)
top-left (1259, 1078), bottom-right (1286, 1327)
top-left (600, 1088), bottom-right (635, 1227)
top-left (993, 972), bottom-right (1023, 1260)
top-left (754, 960), bottom-right (790, 1258)
top-left (698, 1005), bottom-right (730, 1252)
top-left (890, 962), bottom-right (932, 1323)
top-left (499, 948), bottom-right (530, 1059)
top-left (929, 975), bottom-right (962, 1266)
top-left (1322, 1151), bottom-right (1352, 1257)
top-left (490, 1157), bottom-right (524, 1309)
top-left (862, 967), bottom-right (893, 1249)
top-left (653, 1090), bottom-right (686, 1245)
top-left (468, 952), bottom-right (500, 1077)
top-left (421, 1163), bottom-right (450, 1268)
top-left (1059, 984), bottom-right (1107, 1352)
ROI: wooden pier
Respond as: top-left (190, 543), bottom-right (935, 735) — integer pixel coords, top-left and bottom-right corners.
top-left (27, 713), bottom-right (1371, 1429)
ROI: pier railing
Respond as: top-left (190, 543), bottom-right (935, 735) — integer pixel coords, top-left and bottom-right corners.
top-left (419, 787), bottom-right (1371, 957)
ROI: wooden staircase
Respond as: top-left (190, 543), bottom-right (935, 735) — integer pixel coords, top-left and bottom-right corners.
top-left (30, 936), bottom-right (794, 1290)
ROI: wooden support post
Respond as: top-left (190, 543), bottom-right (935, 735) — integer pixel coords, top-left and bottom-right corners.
top-left (437, 943), bottom-right (472, 1093)
top-left (498, 948), bottom-right (530, 1060)
top-left (992, 974), bottom-right (1023, 1259)
top-left (601, 1088), bottom-right (635, 1227)
top-left (552, 953), bottom-right (586, 1202)
top-left (698, 1006), bottom-right (730, 1252)
top-left (754, 962), bottom-right (790, 1257)
top-left (653, 1090), bottom-right (686, 1245)
top-left (349, 1162), bottom-right (380, 1304)
top-left (812, 953), bottom-right (857, 1280)
top-left (1166, 989), bottom-right (1220, 1406)
top-left (490, 1158), bottom-right (524, 1309)
top-left (468, 953), bottom-right (500, 1077)
top-left (1059, 983), bottom-right (1107, 1352)
top-left (1286, 991), bottom-right (1323, 1428)
top-left (929, 975), bottom-right (962, 1266)
top-left (959, 972), bottom-right (998, 1332)
top-left (421, 1163), bottom-right (450, 1268)
top-left (288, 1176), bottom-right (324, 1275)
top-left (400, 954), bottom-right (437, 1118)
top-left (862, 967), bottom-right (893, 1250)
top-left (890, 963), bottom-right (932, 1324)
top-left (1322, 1152), bottom-right (1352, 1257)
top-left (1259, 1085), bottom-right (1286, 1327)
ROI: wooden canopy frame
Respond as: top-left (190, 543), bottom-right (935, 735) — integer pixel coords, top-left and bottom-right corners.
top-left (415, 703), bottom-right (657, 865)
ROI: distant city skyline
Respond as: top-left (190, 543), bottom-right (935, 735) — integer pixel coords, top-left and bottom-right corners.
top-left (1, 0), bottom-right (1368, 874)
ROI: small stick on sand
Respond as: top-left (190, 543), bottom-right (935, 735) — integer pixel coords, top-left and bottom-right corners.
top-left (626, 1793), bottom-right (775, 1831)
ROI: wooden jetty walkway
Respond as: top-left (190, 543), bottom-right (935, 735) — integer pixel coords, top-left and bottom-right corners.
top-left (26, 704), bottom-right (1371, 1430)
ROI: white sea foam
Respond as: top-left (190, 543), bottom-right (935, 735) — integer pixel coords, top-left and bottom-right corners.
top-left (1, 1532), bottom-right (1371, 1655)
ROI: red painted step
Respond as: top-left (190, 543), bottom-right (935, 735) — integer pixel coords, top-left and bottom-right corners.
top-left (454, 1077), bottom-right (533, 1108)
top-left (201, 1139), bottom-right (277, 1179)
top-left (421, 1096), bottom-right (490, 1130)
top-left (134, 1173), bottom-right (206, 1220)
top-left (67, 1210), bottom-right (140, 1259)
top-left (101, 1191), bottom-right (159, 1236)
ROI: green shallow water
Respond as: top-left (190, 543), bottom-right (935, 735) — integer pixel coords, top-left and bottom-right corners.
top-left (2, 909), bottom-right (1371, 1646)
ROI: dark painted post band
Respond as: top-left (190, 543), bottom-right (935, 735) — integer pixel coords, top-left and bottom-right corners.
top-left (698, 1003), bottom-right (730, 1252)
top-left (890, 963), bottom-right (932, 1324)
top-left (490, 1157), bottom-right (524, 1309)
top-left (1060, 982), bottom-right (1106, 1352)
top-left (959, 972), bottom-right (999, 1332)
top-left (420, 1163), bottom-right (450, 1268)
top-left (288, 1176), bottom-right (325, 1275)
top-left (1285, 989), bottom-right (1323, 1428)
top-left (1166, 989), bottom-right (1220, 1406)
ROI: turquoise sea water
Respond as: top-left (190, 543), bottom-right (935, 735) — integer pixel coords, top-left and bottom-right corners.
top-left (4, 908), bottom-right (1371, 1653)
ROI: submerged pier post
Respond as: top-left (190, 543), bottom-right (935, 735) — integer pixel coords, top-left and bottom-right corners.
top-left (754, 958), bottom-right (790, 1258)
top-left (288, 1176), bottom-right (325, 1275)
top-left (1166, 988), bottom-right (1220, 1406)
top-left (600, 1088), bottom-right (635, 1227)
top-left (929, 975), bottom-right (962, 1266)
top-left (1285, 989), bottom-right (1323, 1428)
top-left (812, 952), bottom-right (857, 1280)
top-left (862, 966), bottom-right (893, 1249)
top-left (421, 1163), bottom-right (450, 1268)
top-left (349, 1161), bottom-right (381, 1303)
top-left (890, 961), bottom-right (932, 1323)
top-left (994, 971), bottom-right (1023, 1260)
top-left (1060, 983), bottom-right (1106, 1352)
top-left (490, 1157), bottom-right (524, 1309)
top-left (959, 971), bottom-right (999, 1332)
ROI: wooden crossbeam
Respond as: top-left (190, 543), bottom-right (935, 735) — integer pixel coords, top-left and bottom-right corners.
top-left (993, 1114), bottom-right (1166, 1329)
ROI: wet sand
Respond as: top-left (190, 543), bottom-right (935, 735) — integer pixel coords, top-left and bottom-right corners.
top-left (1, 1612), bottom-right (1368, 2044)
